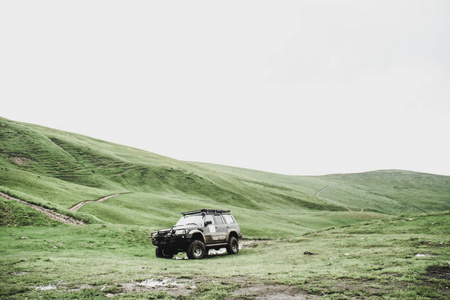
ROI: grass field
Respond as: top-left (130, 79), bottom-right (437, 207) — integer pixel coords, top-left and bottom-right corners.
top-left (1, 198), bottom-right (449, 299)
top-left (1, 116), bottom-right (449, 299)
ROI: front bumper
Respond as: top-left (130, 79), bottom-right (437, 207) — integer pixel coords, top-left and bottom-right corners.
top-left (152, 233), bottom-right (188, 250)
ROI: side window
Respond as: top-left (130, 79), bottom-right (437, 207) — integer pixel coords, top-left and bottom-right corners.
top-left (205, 215), bottom-right (214, 225)
top-left (223, 215), bottom-right (235, 224)
top-left (213, 215), bottom-right (224, 225)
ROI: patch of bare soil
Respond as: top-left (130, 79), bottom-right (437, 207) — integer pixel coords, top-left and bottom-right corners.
top-left (426, 265), bottom-right (450, 280)
top-left (10, 156), bottom-right (34, 166)
top-left (0, 191), bottom-right (84, 226)
top-left (240, 239), bottom-right (268, 249)
top-left (29, 278), bottom-right (197, 297)
top-left (29, 275), bottom-right (320, 299)
top-left (421, 266), bottom-right (450, 298)
top-left (231, 283), bottom-right (318, 300)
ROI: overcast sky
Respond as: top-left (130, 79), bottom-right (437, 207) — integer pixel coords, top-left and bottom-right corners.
top-left (1, 1), bottom-right (449, 176)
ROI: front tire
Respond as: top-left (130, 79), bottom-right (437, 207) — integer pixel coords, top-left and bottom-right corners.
top-left (155, 247), bottom-right (174, 259)
top-left (187, 240), bottom-right (206, 259)
top-left (226, 236), bottom-right (239, 255)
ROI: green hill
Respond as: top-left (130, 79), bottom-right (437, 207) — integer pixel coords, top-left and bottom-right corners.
top-left (1, 116), bottom-right (449, 237)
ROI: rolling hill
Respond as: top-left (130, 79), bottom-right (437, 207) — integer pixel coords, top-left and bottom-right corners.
top-left (1, 116), bottom-right (449, 237)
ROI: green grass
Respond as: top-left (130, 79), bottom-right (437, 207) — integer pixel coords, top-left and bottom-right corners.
top-left (1, 201), bottom-right (448, 299)
top-left (0, 198), bottom-right (61, 227)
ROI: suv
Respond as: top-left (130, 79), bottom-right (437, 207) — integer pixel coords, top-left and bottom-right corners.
top-left (151, 209), bottom-right (242, 259)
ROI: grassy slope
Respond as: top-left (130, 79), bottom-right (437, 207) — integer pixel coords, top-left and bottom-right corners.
top-left (1, 116), bottom-right (450, 237)
top-left (322, 171), bottom-right (450, 214)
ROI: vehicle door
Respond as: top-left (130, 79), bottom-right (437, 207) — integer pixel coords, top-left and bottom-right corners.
top-left (203, 214), bottom-right (215, 244)
top-left (213, 214), bottom-right (228, 242)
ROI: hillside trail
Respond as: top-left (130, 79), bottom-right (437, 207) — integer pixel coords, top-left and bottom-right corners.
top-left (314, 183), bottom-right (331, 197)
top-left (0, 191), bottom-right (85, 225)
top-left (70, 194), bottom-right (120, 212)
top-left (314, 183), bottom-right (354, 212)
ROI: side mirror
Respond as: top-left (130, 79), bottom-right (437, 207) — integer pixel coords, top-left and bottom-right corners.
top-left (205, 220), bottom-right (212, 226)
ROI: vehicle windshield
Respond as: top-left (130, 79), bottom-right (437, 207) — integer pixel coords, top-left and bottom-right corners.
top-left (176, 215), bottom-right (204, 226)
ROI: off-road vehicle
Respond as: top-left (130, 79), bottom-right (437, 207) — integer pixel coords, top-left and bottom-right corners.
top-left (151, 209), bottom-right (242, 259)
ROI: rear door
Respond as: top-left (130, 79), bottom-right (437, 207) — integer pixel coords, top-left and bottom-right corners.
top-left (213, 214), bottom-right (227, 242)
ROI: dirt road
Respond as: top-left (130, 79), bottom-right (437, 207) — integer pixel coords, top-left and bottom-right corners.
top-left (0, 191), bottom-right (85, 226)
top-left (69, 194), bottom-right (120, 212)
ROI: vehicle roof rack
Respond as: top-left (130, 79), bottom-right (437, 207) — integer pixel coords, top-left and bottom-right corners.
top-left (181, 209), bottom-right (231, 216)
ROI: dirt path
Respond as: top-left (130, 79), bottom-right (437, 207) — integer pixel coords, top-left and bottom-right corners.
top-left (315, 183), bottom-right (331, 197)
top-left (69, 194), bottom-right (120, 212)
top-left (0, 191), bottom-right (85, 226)
top-left (314, 184), bottom-right (354, 211)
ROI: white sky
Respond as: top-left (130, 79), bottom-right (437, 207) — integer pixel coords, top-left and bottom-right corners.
top-left (1, 0), bottom-right (449, 176)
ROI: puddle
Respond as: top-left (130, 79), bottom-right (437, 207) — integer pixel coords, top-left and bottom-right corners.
top-left (169, 240), bottom-right (265, 260)
top-left (209, 248), bottom-right (227, 255)
top-left (415, 253), bottom-right (434, 257)
top-left (68, 284), bottom-right (94, 292)
top-left (136, 278), bottom-right (186, 288)
top-left (35, 285), bottom-right (57, 291)
top-left (12, 271), bottom-right (29, 275)
top-left (121, 277), bottom-right (196, 296)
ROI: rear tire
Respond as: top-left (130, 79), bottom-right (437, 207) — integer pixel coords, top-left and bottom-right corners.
top-left (226, 236), bottom-right (239, 255)
top-left (187, 240), bottom-right (206, 259)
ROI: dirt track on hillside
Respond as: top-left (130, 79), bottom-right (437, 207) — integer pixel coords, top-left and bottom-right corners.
top-left (69, 194), bottom-right (120, 212)
top-left (314, 184), bottom-right (355, 212)
top-left (314, 183), bottom-right (331, 197)
top-left (0, 191), bottom-right (85, 226)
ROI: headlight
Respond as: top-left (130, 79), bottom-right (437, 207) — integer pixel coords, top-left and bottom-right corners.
top-left (174, 229), bottom-right (186, 235)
